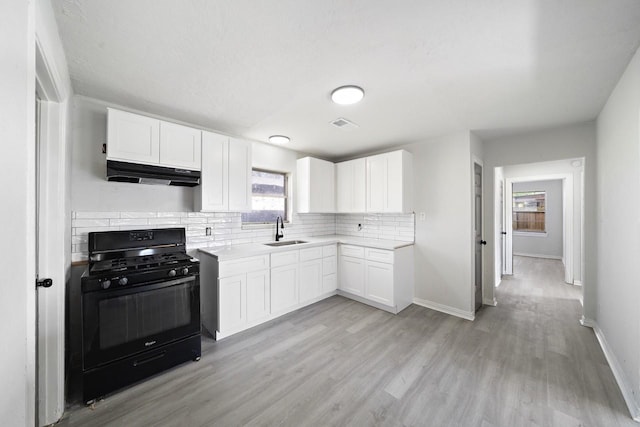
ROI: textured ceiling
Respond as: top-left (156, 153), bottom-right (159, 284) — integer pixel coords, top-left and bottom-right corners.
top-left (52, 0), bottom-right (640, 160)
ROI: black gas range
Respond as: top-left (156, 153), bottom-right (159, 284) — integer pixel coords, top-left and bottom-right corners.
top-left (81, 228), bottom-right (201, 405)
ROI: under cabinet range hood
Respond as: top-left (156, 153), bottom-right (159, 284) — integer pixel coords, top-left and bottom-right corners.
top-left (106, 160), bottom-right (201, 187)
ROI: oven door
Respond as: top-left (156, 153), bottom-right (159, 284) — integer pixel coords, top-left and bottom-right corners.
top-left (82, 275), bottom-right (200, 370)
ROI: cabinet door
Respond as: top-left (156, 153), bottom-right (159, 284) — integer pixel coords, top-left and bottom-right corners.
top-left (228, 138), bottom-right (252, 212)
top-left (318, 160), bottom-right (335, 212)
top-left (299, 259), bottom-right (322, 303)
top-left (366, 153), bottom-right (388, 213)
top-left (365, 260), bottom-right (394, 306)
top-left (246, 269), bottom-right (270, 322)
top-left (198, 131), bottom-right (229, 211)
top-left (339, 256), bottom-right (365, 296)
top-left (107, 108), bottom-right (160, 165)
top-left (218, 274), bottom-right (246, 334)
top-left (159, 121), bottom-right (202, 170)
top-left (337, 159), bottom-right (366, 213)
top-left (336, 161), bottom-right (352, 213)
top-left (271, 264), bottom-right (299, 313)
top-left (322, 273), bottom-right (337, 293)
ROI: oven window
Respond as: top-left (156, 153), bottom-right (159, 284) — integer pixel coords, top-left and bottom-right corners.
top-left (98, 285), bottom-right (192, 349)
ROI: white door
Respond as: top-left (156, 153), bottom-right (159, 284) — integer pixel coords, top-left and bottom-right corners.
top-left (474, 162), bottom-right (484, 311)
top-left (339, 256), bottom-right (365, 296)
top-left (246, 270), bottom-right (270, 322)
top-left (35, 92), bottom-right (65, 426)
top-left (299, 259), bottom-right (322, 303)
top-left (271, 264), bottom-right (299, 313)
top-left (159, 121), bottom-right (202, 170)
top-left (364, 261), bottom-right (393, 306)
top-left (107, 108), bottom-right (160, 165)
top-left (500, 179), bottom-right (506, 276)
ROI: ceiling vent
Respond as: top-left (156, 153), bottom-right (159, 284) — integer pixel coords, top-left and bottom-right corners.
top-left (330, 117), bottom-right (359, 130)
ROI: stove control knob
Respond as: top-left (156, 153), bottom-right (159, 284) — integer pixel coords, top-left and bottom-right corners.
top-left (168, 269), bottom-right (177, 277)
top-left (181, 268), bottom-right (189, 275)
top-left (118, 277), bottom-right (128, 286)
top-left (102, 280), bottom-right (111, 289)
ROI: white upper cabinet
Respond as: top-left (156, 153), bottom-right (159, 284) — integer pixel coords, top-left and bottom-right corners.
top-left (366, 150), bottom-right (413, 213)
top-left (107, 108), bottom-right (201, 170)
top-left (296, 157), bottom-right (335, 213)
top-left (107, 108), bottom-right (160, 165)
top-left (159, 121), bottom-right (202, 170)
top-left (195, 131), bottom-right (252, 212)
top-left (228, 138), bottom-right (252, 212)
top-left (336, 158), bottom-right (366, 213)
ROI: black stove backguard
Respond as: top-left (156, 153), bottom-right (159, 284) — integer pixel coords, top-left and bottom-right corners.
top-left (81, 228), bottom-right (201, 404)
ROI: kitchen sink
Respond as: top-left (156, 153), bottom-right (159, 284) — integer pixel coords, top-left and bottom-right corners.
top-left (264, 240), bottom-right (308, 247)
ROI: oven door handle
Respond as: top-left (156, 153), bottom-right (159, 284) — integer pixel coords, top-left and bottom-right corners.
top-left (86, 275), bottom-right (197, 297)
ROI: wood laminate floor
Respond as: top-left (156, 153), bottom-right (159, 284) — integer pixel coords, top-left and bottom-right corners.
top-left (59, 256), bottom-right (635, 426)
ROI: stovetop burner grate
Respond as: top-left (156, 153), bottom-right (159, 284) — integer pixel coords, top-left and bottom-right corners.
top-left (90, 252), bottom-right (193, 274)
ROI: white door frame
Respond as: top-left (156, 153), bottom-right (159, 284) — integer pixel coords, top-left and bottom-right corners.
top-left (35, 36), bottom-right (69, 426)
top-left (504, 173), bottom-right (574, 283)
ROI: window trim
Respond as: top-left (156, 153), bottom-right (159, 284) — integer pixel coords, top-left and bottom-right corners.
top-left (512, 190), bottom-right (546, 233)
top-left (241, 168), bottom-right (290, 226)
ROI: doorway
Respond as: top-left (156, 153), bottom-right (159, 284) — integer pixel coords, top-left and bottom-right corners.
top-left (473, 161), bottom-right (483, 311)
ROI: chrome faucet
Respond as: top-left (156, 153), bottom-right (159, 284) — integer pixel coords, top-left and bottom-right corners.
top-left (275, 216), bottom-right (284, 241)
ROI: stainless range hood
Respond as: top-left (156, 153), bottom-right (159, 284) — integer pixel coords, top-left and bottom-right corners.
top-left (106, 160), bottom-right (201, 187)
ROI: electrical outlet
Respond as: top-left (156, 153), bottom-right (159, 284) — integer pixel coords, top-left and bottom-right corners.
top-left (205, 227), bottom-right (212, 236)
top-left (419, 212), bottom-right (426, 221)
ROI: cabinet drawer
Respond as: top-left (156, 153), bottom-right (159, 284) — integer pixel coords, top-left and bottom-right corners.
top-left (271, 250), bottom-right (299, 268)
top-left (299, 246), bottom-right (323, 261)
top-left (323, 256), bottom-right (337, 275)
top-left (322, 244), bottom-right (337, 257)
top-left (365, 248), bottom-right (394, 264)
top-left (340, 245), bottom-right (365, 258)
top-left (219, 255), bottom-right (269, 278)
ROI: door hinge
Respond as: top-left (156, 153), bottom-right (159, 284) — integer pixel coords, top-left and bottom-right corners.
top-left (36, 278), bottom-right (53, 288)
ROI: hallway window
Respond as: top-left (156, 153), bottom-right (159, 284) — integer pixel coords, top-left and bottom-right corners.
top-left (513, 191), bottom-right (546, 232)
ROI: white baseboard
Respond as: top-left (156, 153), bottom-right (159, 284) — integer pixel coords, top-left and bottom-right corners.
top-left (483, 298), bottom-right (497, 307)
top-left (413, 298), bottom-right (475, 321)
top-left (513, 252), bottom-right (563, 260)
top-left (581, 319), bottom-right (640, 422)
top-left (573, 280), bottom-right (583, 286)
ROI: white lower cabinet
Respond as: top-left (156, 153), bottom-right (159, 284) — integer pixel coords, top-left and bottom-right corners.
top-left (339, 255), bottom-right (365, 296)
top-left (338, 245), bottom-right (414, 314)
top-left (299, 259), bottom-right (322, 303)
top-left (364, 261), bottom-right (394, 306)
top-left (271, 263), bottom-right (299, 314)
top-left (200, 242), bottom-right (412, 340)
top-left (246, 269), bottom-right (270, 322)
top-left (218, 274), bottom-right (246, 334)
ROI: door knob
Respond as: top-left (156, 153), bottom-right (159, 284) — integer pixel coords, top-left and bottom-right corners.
top-left (480, 240), bottom-right (487, 245)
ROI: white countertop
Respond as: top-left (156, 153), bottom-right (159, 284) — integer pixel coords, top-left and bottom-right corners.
top-left (197, 235), bottom-right (414, 261)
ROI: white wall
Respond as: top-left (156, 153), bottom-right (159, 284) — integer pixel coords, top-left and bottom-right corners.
top-left (596, 46), bottom-right (640, 416)
top-left (400, 132), bottom-right (476, 318)
top-left (0, 0), bottom-right (36, 425)
top-left (481, 122), bottom-right (596, 319)
top-left (511, 179), bottom-right (563, 259)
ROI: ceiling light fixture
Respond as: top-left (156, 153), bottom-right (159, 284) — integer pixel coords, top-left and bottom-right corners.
top-left (331, 85), bottom-right (365, 105)
top-left (269, 135), bottom-right (290, 144)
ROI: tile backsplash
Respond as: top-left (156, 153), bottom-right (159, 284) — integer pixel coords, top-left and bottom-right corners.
top-left (71, 211), bottom-right (415, 262)
top-left (336, 213), bottom-right (415, 241)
